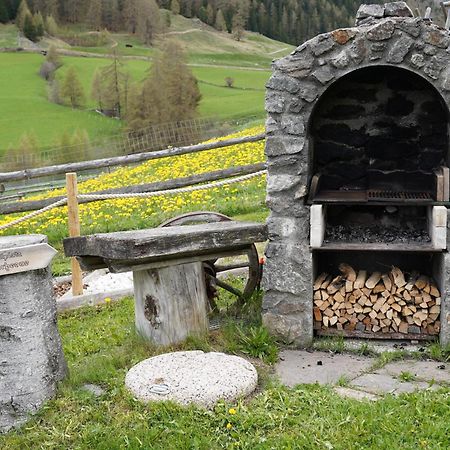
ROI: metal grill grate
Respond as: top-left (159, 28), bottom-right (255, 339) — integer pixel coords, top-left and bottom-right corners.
top-left (367, 190), bottom-right (432, 201)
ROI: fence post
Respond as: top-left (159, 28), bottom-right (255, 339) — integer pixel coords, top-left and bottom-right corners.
top-left (66, 172), bottom-right (83, 296)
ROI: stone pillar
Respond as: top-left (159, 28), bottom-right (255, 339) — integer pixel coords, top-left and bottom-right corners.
top-left (0, 235), bottom-right (67, 433)
top-left (442, 214), bottom-right (450, 346)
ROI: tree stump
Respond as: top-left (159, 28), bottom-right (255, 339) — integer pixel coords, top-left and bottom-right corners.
top-left (0, 235), bottom-right (67, 433)
top-left (133, 262), bottom-right (209, 346)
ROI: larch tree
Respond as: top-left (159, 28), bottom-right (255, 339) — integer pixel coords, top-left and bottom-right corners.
top-left (60, 66), bottom-right (85, 108)
top-left (214, 9), bottom-right (226, 31)
top-left (87, 0), bottom-right (102, 30)
top-left (123, 0), bottom-right (139, 33)
top-left (45, 14), bottom-right (58, 35)
top-left (170, 0), bottom-right (180, 15)
top-left (16, 0), bottom-right (31, 29)
top-left (136, 0), bottom-right (161, 44)
top-left (127, 39), bottom-right (201, 131)
top-left (91, 48), bottom-right (130, 118)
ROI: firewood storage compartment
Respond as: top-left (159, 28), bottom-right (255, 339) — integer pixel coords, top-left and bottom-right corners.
top-left (263, 3), bottom-right (450, 346)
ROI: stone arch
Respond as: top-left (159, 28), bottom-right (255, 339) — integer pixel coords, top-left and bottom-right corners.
top-left (265, 17), bottom-right (450, 199)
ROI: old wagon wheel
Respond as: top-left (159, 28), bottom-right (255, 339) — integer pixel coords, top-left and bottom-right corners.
top-left (159, 211), bottom-right (262, 309)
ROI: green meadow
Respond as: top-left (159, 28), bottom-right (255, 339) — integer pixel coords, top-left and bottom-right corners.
top-left (0, 53), bottom-right (121, 152)
top-left (0, 52), bottom-right (269, 153)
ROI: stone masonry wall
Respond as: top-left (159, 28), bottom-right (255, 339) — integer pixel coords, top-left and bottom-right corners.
top-left (263, 2), bottom-right (450, 346)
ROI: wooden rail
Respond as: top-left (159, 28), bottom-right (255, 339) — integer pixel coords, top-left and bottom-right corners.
top-left (0, 133), bottom-right (265, 183)
top-left (0, 163), bottom-right (266, 215)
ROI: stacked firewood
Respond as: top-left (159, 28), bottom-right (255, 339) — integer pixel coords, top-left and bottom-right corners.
top-left (313, 264), bottom-right (441, 335)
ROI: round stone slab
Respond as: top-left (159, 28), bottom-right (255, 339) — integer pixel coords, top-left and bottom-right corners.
top-left (125, 351), bottom-right (258, 408)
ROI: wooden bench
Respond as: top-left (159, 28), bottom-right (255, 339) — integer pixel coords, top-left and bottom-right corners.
top-left (64, 221), bottom-right (267, 346)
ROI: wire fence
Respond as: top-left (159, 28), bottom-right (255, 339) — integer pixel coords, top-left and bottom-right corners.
top-left (0, 115), bottom-right (261, 172)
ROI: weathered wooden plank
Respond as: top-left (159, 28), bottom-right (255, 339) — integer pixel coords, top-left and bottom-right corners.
top-left (0, 163), bottom-right (266, 215)
top-left (65, 221), bottom-right (267, 268)
top-left (0, 133), bottom-right (265, 183)
top-left (133, 262), bottom-right (209, 346)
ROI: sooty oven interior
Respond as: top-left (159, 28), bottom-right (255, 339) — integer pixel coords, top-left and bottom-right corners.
top-left (263, 3), bottom-right (450, 346)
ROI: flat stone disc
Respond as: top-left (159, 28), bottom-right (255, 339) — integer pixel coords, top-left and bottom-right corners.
top-left (125, 351), bottom-right (257, 408)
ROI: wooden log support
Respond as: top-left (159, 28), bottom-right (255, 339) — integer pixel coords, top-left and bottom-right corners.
top-left (133, 262), bottom-right (209, 346)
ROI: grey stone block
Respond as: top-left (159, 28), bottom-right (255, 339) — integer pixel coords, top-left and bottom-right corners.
top-left (387, 36), bottom-right (414, 63)
top-left (312, 66), bottom-right (335, 85)
top-left (384, 2), bottom-right (413, 18)
top-left (265, 136), bottom-right (306, 157)
top-left (331, 50), bottom-right (350, 69)
top-left (395, 18), bottom-right (421, 37)
top-left (267, 215), bottom-right (309, 241)
top-left (263, 312), bottom-right (313, 346)
top-left (356, 4), bottom-right (385, 20)
top-left (410, 53), bottom-right (425, 68)
top-left (309, 34), bottom-right (335, 56)
top-left (281, 114), bottom-right (305, 135)
top-left (266, 73), bottom-right (301, 94)
top-left (299, 84), bottom-right (319, 102)
top-left (366, 20), bottom-right (395, 41)
top-left (265, 91), bottom-right (285, 114)
top-left (267, 174), bottom-right (300, 194)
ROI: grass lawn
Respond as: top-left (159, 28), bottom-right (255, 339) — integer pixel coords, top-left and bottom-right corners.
top-left (0, 52), bottom-right (269, 152)
top-left (67, 12), bottom-right (294, 67)
top-left (0, 53), bottom-right (120, 152)
top-left (56, 56), bottom-right (269, 119)
top-left (0, 297), bottom-right (449, 449)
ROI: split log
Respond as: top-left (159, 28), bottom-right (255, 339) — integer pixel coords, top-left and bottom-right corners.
top-left (391, 267), bottom-right (406, 288)
top-left (366, 272), bottom-right (382, 289)
top-left (313, 266), bottom-right (441, 337)
top-left (339, 263), bottom-right (357, 281)
top-left (354, 270), bottom-right (367, 289)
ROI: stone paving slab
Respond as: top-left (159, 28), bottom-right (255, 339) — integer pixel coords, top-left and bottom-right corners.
top-left (351, 373), bottom-right (434, 396)
top-left (379, 361), bottom-right (449, 384)
top-left (334, 387), bottom-right (379, 402)
top-left (276, 350), bottom-right (448, 399)
top-left (276, 350), bottom-right (373, 387)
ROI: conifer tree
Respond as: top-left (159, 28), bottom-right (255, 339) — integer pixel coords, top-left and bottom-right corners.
top-left (16, 0), bottom-right (30, 29)
top-left (127, 40), bottom-right (201, 131)
top-left (45, 14), bottom-right (58, 35)
top-left (214, 9), bottom-right (226, 31)
top-left (23, 12), bottom-right (37, 40)
top-left (33, 11), bottom-right (44, 37)
top-left (232, 11), bottom-right (245, 41)
top-left (60, 66), bottom-right (85, 108)
top-left (136, 0), bottom-right (161, 44)
top-left (87, 0), bottom-right (102, 30)
top-left (0, 1), bottom-right (9, 23)
top-left (171, 0), bottom-right (180, 15)
top-left (6, 132), bottom-right (39, 169)
top-left (91, 48), bottom-right (129, 118)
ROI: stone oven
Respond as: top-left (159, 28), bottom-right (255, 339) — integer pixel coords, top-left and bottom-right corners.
top-left (263, 2), bottom-right (450, 346)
